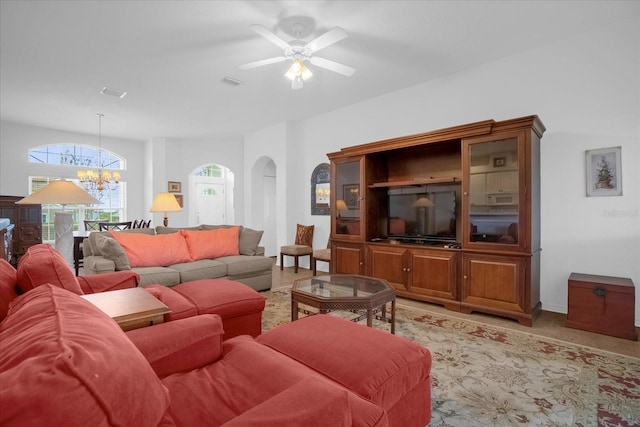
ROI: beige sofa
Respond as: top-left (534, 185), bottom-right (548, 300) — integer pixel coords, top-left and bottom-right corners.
top-left (82, 225), bottom-right (273, 291)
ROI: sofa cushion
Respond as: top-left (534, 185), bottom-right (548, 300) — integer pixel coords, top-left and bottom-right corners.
top-left (16, 244), bottom-right (83, 295)
top-left (134, 266), bottom-right (181, 287)
top-left (0, 285), bottom-right (171, 426)
top-left (218, 255), bottom-right (274, 276)
top-left (181, 227), bottom-right (240, 260)
top-left (0, 259), bottom-right (18, 321)
top-left (110, 230), bottom-right (191, 267)
top-left (221, 377), bottom-right (355, 427)
top-left (170, 259), bottom-right (228, 283)
top-left (144, 284), bottom-right (199, 321)
top-left (126, 314), bottom-right (224, 378)
top-left (239, 227), bottom-right (264, 256)
top-left (89, 232), bottom-right (131, 270)
top-left (162, 335), bottom-right (387, 427)
top-left (155, 225), bottom-right (201, 234)
top-left (171, 279), bottom-right (266, 319)
top-left (257, 314), bottom-right (432, 413)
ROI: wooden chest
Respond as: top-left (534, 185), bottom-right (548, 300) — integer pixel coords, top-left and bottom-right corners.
top-left (566, 273), bottom-right (637, 341)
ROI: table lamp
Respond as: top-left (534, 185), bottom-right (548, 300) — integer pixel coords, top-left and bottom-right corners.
top-left (336, 199), bottom-right (348, 219)
top-left (412, 196), bottom-right (433, 235)
top-left (16, 180), bottom-right (99, 265)
top-left (150, 192), bottom-right (182, 226)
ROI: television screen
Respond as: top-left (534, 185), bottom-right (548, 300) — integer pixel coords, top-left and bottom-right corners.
top-left (387, 188), bottom-right (457, 241)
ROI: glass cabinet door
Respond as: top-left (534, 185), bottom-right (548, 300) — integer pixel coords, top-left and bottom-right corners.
top-left (332, 158), bottom-right (362, 238)
top-left (464, 135), bottom-right (523, 249)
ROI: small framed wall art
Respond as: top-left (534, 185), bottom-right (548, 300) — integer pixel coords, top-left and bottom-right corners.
top-left (586, 146), bottom-right (622, 197)
top-left (174, 194), bottom-right (184, 208)
top-left (168, 181), bottom-right (181, 193)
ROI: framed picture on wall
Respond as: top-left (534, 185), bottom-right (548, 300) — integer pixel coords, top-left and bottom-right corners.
top-left (586, 147), bottom-right (622, 197)
top-left (168, 181), bottom-right (181, 193)
top-left (174, 194), bottom-right (184, 207)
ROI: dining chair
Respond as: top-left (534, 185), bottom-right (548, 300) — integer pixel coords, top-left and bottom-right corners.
top-left (280, 224), bottom-right (314, 273)
top-left (98, 221), bottom-right (133, 231)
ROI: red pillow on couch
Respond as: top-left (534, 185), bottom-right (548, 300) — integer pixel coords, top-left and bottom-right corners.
top-left (16, 244), bottom-right (83, 295)
top-left (0, 259), bottom-right (19, 321)
top-left (0, 285), bottom-right (171, 426)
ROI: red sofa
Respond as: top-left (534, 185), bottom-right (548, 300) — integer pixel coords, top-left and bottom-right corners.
top-left (0, 247), bottom-right (433, 426)
top-left (10, 244), bottom-right (266, 339)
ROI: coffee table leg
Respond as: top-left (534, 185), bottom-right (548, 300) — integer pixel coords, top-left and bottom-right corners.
top-left (291, 299), bottom-right (299, 321)
top-left (391, 298), bottom-right (396, 334)
top-left (367, 309), bottom-right (373, 327)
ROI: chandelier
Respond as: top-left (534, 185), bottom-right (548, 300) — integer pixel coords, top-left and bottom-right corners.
top-left (78, 113), bottom-right (120, 193)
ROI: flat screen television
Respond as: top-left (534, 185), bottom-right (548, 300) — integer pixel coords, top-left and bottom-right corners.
top-left (387, 188), bottom-right (457, 242)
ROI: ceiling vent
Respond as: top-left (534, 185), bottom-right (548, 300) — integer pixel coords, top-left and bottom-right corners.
top-left (100, 87), bottom-right (127, 98)
top-left (222, 76), bottom-right (243, 86)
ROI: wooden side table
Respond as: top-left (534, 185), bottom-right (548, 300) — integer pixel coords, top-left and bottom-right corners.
top-left (566, 273), bottom-right (637, 341)
top-left (81, 287), bottom-right (171, 331)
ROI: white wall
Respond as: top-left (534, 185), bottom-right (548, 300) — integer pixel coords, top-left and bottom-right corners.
top-left (245, 16), bottom-right (640, 323)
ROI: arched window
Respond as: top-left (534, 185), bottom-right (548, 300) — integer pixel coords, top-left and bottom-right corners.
top-left (27, 144), bottom-right (126, 241)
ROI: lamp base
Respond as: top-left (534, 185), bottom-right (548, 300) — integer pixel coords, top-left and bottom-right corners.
top-left (54, 211), bottom-right (74, 266)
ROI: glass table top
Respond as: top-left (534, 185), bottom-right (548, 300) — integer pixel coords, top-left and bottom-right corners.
top-left (292, 274), bottom-right (391, 299)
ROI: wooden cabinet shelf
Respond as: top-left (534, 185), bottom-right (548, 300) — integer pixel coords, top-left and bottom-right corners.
top-left (368, 177), bottom-right (460, 188)
top-left (329, 115), bottom-right (544, 326)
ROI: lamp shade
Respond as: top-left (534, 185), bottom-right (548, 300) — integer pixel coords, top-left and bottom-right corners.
top-left (150, 193), bottom-right (182, 213)
top-left (412, 196), bottom-right (433, 208)
top-left (336, 199), bottom-right (348, 212)
top-left (16, 180), bottom-right (99, 205)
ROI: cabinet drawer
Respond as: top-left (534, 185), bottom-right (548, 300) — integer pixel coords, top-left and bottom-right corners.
top-left (566, 273), bottom-right (637, 341)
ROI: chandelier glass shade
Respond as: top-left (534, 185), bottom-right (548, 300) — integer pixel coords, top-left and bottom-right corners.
top-left (285, 59), bottom-right (312, 89)
top-left (78, 113), bottom-right (120, 192)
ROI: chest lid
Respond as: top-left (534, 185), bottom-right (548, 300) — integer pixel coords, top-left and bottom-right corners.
top-left (569, 273), bottom-right (635, 295)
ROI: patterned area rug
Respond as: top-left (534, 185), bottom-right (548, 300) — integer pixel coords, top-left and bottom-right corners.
top-left (262, 287), bottom-right (640, 427)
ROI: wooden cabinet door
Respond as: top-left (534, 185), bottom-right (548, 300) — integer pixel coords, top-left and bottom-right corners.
top-left (332, 241), bottom-right (365, 275)
top-left (461, 253), bottom-right (526, 316)
top-left (367, 245), bottom-right (407, 291)
top-left (408, 249), bottom-right (459, 305)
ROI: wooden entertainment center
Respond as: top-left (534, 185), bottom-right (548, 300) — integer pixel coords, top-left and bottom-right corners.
top-left (327, 115), bottom-right (545, 326)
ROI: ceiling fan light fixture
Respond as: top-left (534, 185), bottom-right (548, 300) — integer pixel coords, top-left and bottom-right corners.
top-left (285, 59), bottom-right (312, 81)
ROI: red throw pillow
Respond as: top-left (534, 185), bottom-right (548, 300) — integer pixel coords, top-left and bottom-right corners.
top-left (16, 244), bottom-right (83, 295)
top-left (181, 227), bottom-right (240, 261)
top-left (110, 231), bottom-right (191, 267)
top-left (0, 259), bottom-right (18, 321)
top-left (0, 285), bottom-right (171, 426)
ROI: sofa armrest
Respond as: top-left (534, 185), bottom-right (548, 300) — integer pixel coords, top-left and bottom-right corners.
top-left (77, 270), bottom-right (140, 294)
top-left (221, 377), bottom-right (387, 427)
top-left (82, 255), bottom-right (116, 274)
top-left (126, 314), bottom-right (224, 378)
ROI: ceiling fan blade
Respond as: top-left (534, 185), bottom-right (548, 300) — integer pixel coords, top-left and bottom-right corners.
top-left (239, 56), bottom-right (286, 70)
top-left (309, 57), bottom-right (355, 77)
top-left (305, 27), bottom-right (348, 53)
top-left (250, 24), bottom-right (290, 50)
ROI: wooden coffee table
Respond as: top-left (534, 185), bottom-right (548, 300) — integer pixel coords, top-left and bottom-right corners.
top-left (81, 287), bottom-right (171, 331)
top-left (291, 274), bottom-right (396, 334)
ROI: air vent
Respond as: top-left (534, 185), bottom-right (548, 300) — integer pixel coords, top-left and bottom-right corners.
top-left (222, 76), bottom-right (243, 86)
top-left (100, 87), bottom-right (127, 98)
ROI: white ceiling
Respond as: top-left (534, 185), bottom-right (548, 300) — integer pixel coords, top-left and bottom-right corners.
top-left (0, 1), bottom-right (634, 141)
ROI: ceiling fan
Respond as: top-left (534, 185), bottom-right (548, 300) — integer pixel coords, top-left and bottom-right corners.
top-left (240, 23), bottom-right (355, 89)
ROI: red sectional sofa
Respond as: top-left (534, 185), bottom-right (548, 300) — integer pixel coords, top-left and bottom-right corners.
top-left (0, 246), bottom-right (433, 426)
top-left (10, 244), bottom-right (266, 339)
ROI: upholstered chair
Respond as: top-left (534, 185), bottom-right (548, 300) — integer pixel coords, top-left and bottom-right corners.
top-left (312, 240), bottom-right (331, 276)
top-left (280, 224), bottom-right (314, 273)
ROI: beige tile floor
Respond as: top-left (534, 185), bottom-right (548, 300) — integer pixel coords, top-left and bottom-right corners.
top-left (271, 263), bottom-right (640, 358)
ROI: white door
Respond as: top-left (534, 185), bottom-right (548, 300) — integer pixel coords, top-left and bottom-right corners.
top-left (195, 182), bottom-right (225, 225)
